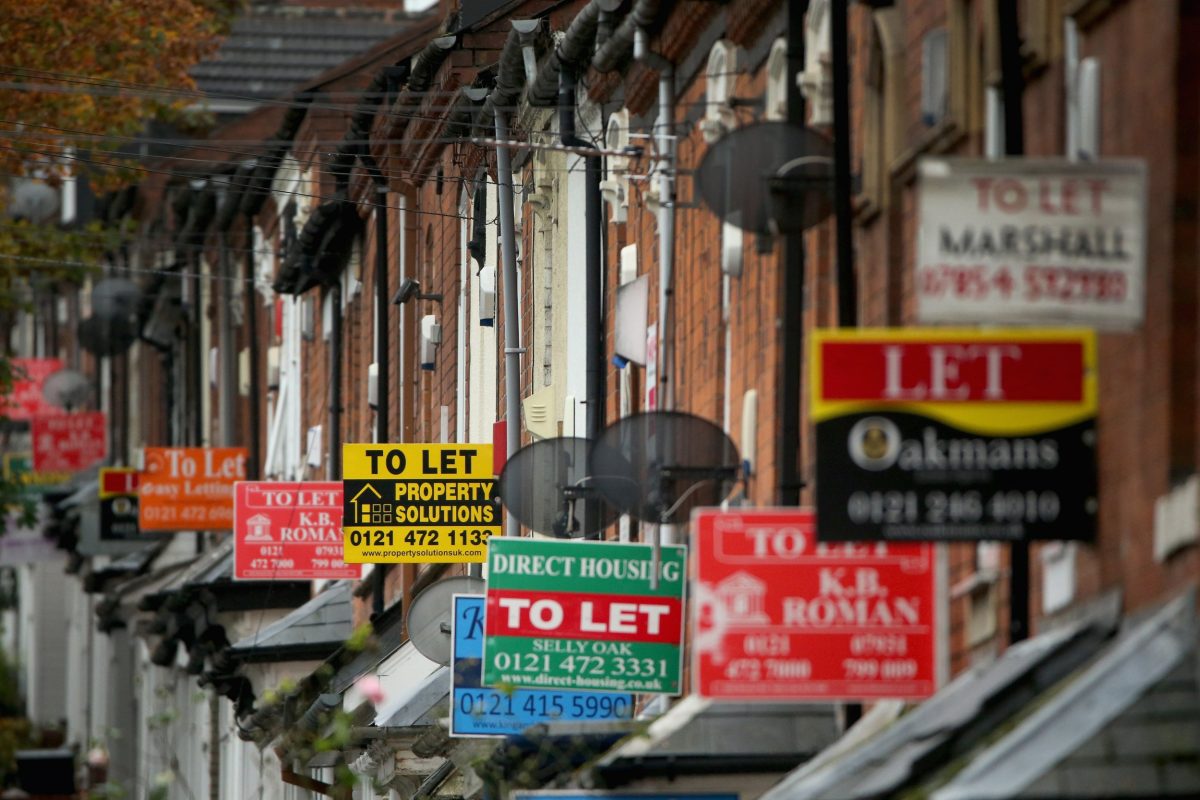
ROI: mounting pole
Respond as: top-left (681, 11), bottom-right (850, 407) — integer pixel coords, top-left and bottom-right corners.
top-left (832, 0), bottom-right (856, 327)
top-left (997, 0), bottom-right (1030, 645)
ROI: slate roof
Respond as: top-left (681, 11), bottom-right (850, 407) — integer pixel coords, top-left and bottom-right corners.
top-left (759, 610), bottom-right (1119, 800)
top-left (191, 6), bottom-right (415, 105)
top-left (227, 580), bottom-right (353, 659)
top-left (934, 590), bottom-right (1199, 800)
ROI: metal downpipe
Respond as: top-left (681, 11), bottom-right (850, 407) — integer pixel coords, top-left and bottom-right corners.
top-left (244, 215), bottom-right (262, 479)
top-left (328, 283), bottom-right (343, 481)
top-left (217, 233), bottom-right (237, 448)
top-left (372, 186), bottom-right (389, 617)
top-left (494, 108), bottom-right (523, 537)
top-left (558, 71), bottom-right (605, 446)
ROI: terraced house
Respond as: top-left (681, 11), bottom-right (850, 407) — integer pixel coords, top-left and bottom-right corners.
top-left (4, 0), bottom-right (1200, 798)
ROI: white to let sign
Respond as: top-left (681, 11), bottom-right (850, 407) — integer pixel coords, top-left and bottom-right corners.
top-left (916, 158), bottom-right (1146, 328)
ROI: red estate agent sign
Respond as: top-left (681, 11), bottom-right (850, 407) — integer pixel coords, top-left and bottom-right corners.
top-left (5, 358), bottom-right (66, 421)
top-left (693, 508), bottom-right (937, 701)
top-left (32, 411), bottom-right (107, 472)
top-left (234, 481), bottom-right (361, 580)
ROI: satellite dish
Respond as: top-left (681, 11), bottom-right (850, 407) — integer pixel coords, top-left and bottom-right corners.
top-left (78, 314), bottom-right (138, 356)
top-left (91, 278), bottom-right (143, 321)
top-left (591, 411), bottom-right (740, 525)
top-left (498, 437), bottom-right (620, 538)
top-left (42, 369), bottom-right (92, 411)
top-left (7, 179), bottom-right (59, 224)
top-left (406, 575), bottom-right (485, 665)
top-left (695, 121), bottom-right (833, 236)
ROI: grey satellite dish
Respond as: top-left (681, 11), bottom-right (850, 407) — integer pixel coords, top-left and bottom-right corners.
top-left (591, 411), bottom-right (741, 525)
top-left (91, 278), bottom-right (142, 321)
top-left (498, 437), bottom-right (620, 538)
top-left (78, 314), bottom-right (138, 356)
top-left (7, 179), bottom-right (60, 224)
top-left (406, 575), bottom-right (485, 665)
top-left (696, 121), bottom-right (833, 235)
top-left (42, 369), bottom-right (92, 411)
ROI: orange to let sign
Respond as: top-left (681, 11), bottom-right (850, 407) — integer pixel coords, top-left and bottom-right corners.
top-left (139, 447), bottom-right (247, 532)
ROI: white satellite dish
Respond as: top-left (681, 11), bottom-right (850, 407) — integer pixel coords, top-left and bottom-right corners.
top-left (406, 575), bottom-right (485, 665)
top-left (42, 369), bottom-right (91, 411)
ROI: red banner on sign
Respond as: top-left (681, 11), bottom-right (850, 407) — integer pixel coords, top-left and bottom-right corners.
top-left (693, 508), bottom-right (937, 701)
top-left (818, 339), bottom-right (1084, 403)
top-left (233, 481), bottom-right (361, 580)
top-left (32, 412), bottom-right (107, 472)
top-left (5, 358), bottom-right (67, 421)
top-left (485, 589), bottom-right (683, 645)
top-left (100, 467), bottom-right (139, 498)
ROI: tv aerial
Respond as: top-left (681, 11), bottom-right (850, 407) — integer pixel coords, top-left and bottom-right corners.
top-left (497, 436), bottom-right (620, 538)
top-left (406, 575), bottom-right (485, 666)
top-left (695, 121), bottom-right (834, 236)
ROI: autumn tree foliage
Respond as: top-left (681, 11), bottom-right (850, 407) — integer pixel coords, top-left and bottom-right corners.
top-left (0, 0), bottom-right (240, 309)
top-left (0, 0), bottom-right (239, 512)
top-left (0, 0), bottom-right (239, 178)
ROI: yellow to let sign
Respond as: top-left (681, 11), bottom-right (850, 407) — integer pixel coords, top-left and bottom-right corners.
top-left (341, 444), bottom-right (500, 564)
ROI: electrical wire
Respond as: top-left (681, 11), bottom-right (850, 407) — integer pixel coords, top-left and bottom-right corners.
top-left (0, 142), bottom-right (482, 223)
top-left (0, 64), bottom-right (753, 114)
top-left (0, 125), bottom-right (641, 185)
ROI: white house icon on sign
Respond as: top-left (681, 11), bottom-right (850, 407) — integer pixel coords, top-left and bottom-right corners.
top-left (245, 514), bottom-right (273, 542)
top-left (716, 571), bottom-right (770, 625)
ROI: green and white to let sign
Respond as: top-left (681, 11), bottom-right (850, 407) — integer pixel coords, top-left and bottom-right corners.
top-left (483, 537), bottom-right (687, 695)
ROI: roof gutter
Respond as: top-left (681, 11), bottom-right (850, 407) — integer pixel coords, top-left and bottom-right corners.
top-left (526, 0), bottom-right (621, 106)
top-left (592, 0), bottom-right (666, 73)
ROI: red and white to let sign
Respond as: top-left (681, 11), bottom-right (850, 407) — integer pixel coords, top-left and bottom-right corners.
top-left (917, 158), bottom-right (1146, 328)
top-left (32, 412), bottom-right (107, 472)
top-left (693, 508), bottom-right (937, 701)
top-left (234, 481), bottom-right (361, 580)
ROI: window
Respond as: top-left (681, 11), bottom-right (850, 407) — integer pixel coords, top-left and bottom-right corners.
top-left (860, 8), bottom-right (904, 207)
top-left (1065, 18), bottom-right (1101, 161)
top-left (800, 0), bottom-right (832, 126)
top-left (947, 0), bottom-right (973, 128)
top-left (601, 109), bottom-right (631, 223)
top-left (699, 40), bottom-right (740, 143)
top-left (922, 28), bottom-right (949, 126)
top-left (765, 38), bottom-right (789, 122)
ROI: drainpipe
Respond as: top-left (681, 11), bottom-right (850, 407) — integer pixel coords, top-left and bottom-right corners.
top-left (489, 22), bottom-right (535, 537)
top-left (328, 283), bottom-right (343, 481)
top-left (997, 0), bottom-right (1029, 646)
top-left (778, 0), bottom-right (808, 507)
top-left (635, 29), bottom-right (676, 572)
top-left (635, 28), bottom-right (675, 415)
top-left (217, 232), bottom-right (237, 448)
top-left (188, 249), bottom-right (204, 447)
top-left (494, 106), bottom-right (522, 537)
top-left (558, 70), bottom-right (605, 446)
top-left (362, 164), bottom-right (390, 617)
top-left (244, 214), bottom-right (261, 479)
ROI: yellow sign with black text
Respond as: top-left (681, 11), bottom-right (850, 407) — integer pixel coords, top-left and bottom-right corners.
top-left (341, 444), bottom-right (500, 563)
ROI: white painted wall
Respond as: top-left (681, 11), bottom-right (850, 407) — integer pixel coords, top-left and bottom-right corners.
top-left (564, 154), bottom-right (588, 433)
top-left (467, 182), bottom-right (499, 445)
top-left (19, 559), bottom-right (69, 728)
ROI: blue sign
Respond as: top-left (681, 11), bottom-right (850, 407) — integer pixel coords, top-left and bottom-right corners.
top-left (451, 594), bottom-right (634, 737)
